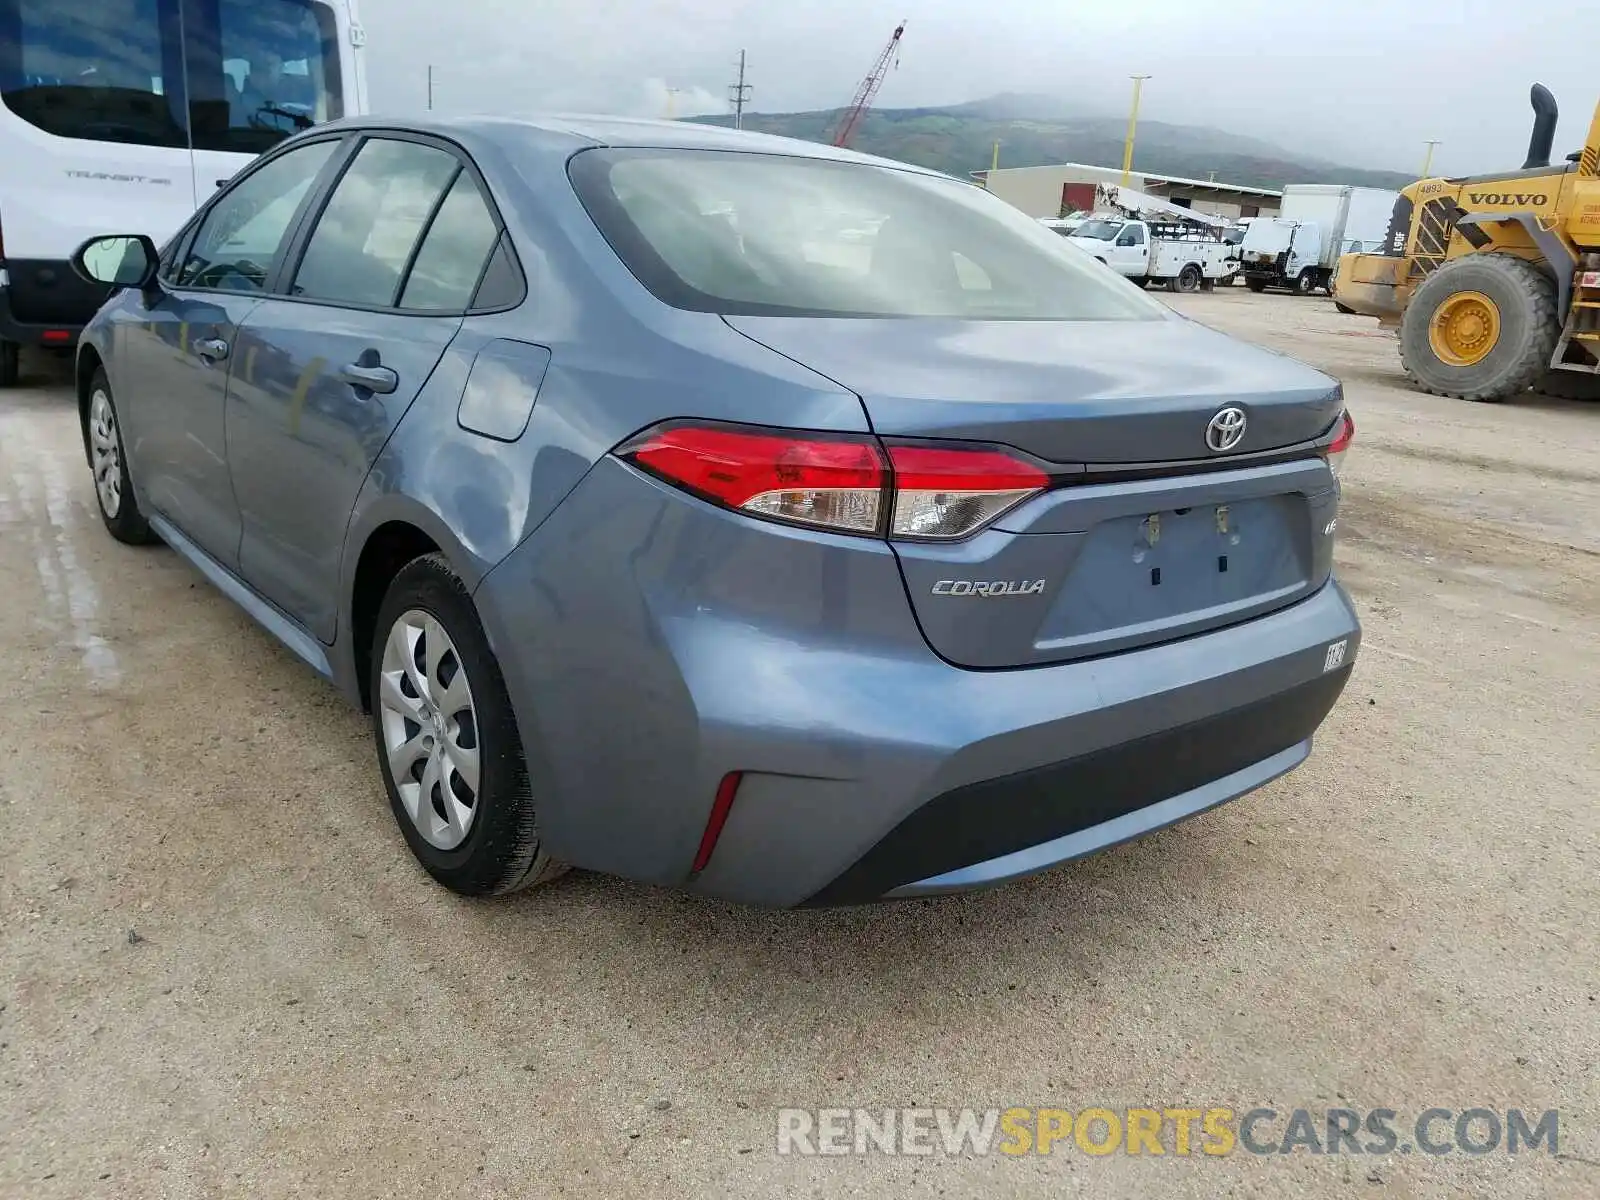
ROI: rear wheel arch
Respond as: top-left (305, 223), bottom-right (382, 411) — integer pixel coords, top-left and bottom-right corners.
top-left (349, 521), bottom-right (444, 711)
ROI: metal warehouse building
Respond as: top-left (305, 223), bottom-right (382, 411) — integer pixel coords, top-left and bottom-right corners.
top-left (973, 162), bottom-right (1283, 221)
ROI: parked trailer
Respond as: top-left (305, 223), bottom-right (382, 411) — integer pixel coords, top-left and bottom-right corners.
top-left (1239, 184), bottom-right (1397, 296)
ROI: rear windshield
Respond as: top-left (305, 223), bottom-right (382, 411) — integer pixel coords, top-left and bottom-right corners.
top-left (568, 149), bottom-right (1166, 320)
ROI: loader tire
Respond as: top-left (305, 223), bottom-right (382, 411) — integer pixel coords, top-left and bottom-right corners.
top-left (1534, 369), bottom-right (1600, 400)
top-left (1399, 254), bottom-right (1559, 403)
top-left (1246, 277), bottom-right (1268, 293)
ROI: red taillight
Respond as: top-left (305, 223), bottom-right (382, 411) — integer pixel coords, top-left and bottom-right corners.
top-left (691, 771), bottom-right (743, 874)
top-left (620, 421), bottom-right (1049, 541)
top-left (887, 444), bottom-right (1049, 539)
top-left (623, 424), bottom-right (886, 534)
top-left (1324, 410), bottom-right (1355, 477)
top-left (40, 329), bottom-right (72, 345)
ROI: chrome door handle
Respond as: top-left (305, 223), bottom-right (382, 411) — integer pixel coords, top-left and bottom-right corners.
top-left (339, 363), bottom-right (398, 395)
top-left (195, 337), bottom-right (229, 362)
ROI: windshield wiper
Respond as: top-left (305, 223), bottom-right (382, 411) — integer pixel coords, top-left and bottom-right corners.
top-left (253, 103), bottom-right (314, 131)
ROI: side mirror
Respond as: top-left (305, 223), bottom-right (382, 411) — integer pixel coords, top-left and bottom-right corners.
top-left (70, 235), bottom-right (160, 291)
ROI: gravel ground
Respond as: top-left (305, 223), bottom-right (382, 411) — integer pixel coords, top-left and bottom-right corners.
top-left (1, 291), bottom-right (1596, 1199)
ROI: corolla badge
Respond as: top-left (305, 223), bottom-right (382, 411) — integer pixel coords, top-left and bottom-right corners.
top-left (931, 579), bottom-right (1047, 597)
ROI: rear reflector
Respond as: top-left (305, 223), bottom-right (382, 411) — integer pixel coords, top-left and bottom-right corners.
top-left (40, 329), bottom-right (71, 345)
top-left (619, 421), bottom-right (1049, 541)
top-left (1323, 410), bottom-right (1355, 478)
top-left (691, 772), bottom-right (743, 874)
top-left (888, 444), bottom-right (1048, 539)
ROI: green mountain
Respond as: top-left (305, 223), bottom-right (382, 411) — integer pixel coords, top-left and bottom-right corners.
top-left (689, 94), bottom-right (1415, 191)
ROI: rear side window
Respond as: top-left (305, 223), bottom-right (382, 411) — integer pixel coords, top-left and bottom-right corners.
top-left (0, 0), bottom-right (343, 152)
top-left (0, 0), bottom-right (188, 147)
top-left (569, 148), bottom-right (1165, 320)
top-left (291, 139), bottom-right (461, 308)
top-left (399, 172), bottom-right (501, 311)
top-left (177, 137), bottom-right (335, 290)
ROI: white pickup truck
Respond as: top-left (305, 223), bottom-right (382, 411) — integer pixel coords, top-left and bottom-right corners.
top-left (1066, 216), bottom-right (1240, 292)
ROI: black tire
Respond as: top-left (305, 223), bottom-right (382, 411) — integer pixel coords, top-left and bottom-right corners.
top-left (1199, 275), bottom-right (1216, 292)
top-left (1246, 277), bottom-right (1268, 293)
top-left (1399, 254), bottom-right (1559, 403)
top-left (1295, 270), bottom-right (1317, 295)
top-left (370, 553), bottom-right (568, 897)
top-left (85, 368), bottom-right (159, 545)
top-left (1171, 264), bottom-right (1202, 293)
top-left (1534, 369), bottom-right (1600, 400)
top-left (0, 339), bottom-right (18, 388)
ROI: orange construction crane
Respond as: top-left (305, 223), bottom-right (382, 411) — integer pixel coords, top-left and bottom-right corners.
top-left (829, 21), bottom-right (906, 149)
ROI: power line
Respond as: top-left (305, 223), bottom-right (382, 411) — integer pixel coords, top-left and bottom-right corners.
top-left (728, 50), bottom-right (751, 130)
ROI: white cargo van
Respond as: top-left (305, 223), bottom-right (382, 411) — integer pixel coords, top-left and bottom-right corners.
top-left (0, 0), bottom-right (368, 385)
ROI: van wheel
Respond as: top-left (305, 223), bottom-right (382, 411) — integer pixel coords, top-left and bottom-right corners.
top-left (0, 340), bottom-right (18, 389)
top-left (1400, 254), bottom-right (1559, 402)
top-left (1296, 270), bottom-right (1317, 295)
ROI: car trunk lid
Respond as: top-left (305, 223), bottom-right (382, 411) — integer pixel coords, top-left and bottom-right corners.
top-left (723, 315), bottom-right (1341, 463)
top-left (725, 315), bottom-right (1345, 668)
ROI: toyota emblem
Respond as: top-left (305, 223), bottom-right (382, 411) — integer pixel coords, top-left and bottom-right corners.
top-left (1205, 406), bottom-right (1247, 452)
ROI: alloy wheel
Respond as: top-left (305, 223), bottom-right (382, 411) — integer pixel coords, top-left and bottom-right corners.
top-left (88, 388), bottom-right (122, 518)
top-left (378, 609), bottom-right (482, 850)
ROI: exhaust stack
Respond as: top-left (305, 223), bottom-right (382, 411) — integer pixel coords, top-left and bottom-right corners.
top-left (1523, 83), bottom-right (1558, 170)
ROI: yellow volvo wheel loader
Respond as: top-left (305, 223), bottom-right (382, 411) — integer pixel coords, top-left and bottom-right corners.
top-left (1334, 84), bottom-right (1600, 402)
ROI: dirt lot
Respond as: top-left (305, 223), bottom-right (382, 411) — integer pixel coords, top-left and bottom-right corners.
top-left (2, 291), bottom-right (1597, 1199)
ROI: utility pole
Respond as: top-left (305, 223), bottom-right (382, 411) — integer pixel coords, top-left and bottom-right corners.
top-left (1121, 75), bottom-right (1151, 186)
top-left (728, 50), bottom-right (751, 130)
top-left (427, 65), bottom-right (434, 112)
top-left (1421, 139), bottom-right (1441, 177)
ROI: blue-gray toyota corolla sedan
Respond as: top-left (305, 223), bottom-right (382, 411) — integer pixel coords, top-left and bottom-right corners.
top-left (70, 115), bottom-right (1359, 906)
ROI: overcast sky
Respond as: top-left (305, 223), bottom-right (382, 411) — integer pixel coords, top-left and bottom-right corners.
top-left (365, 0), bottom-right (1595, 177)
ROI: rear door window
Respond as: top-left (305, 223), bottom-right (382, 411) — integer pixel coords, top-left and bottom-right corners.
top-left (398, 173), bottom-right (502, 311)
top-left (290, 138), bottom-right (462, 308)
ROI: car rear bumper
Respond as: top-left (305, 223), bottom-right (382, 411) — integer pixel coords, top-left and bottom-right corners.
top-left (474, 457), bottom-right (1361, 907)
